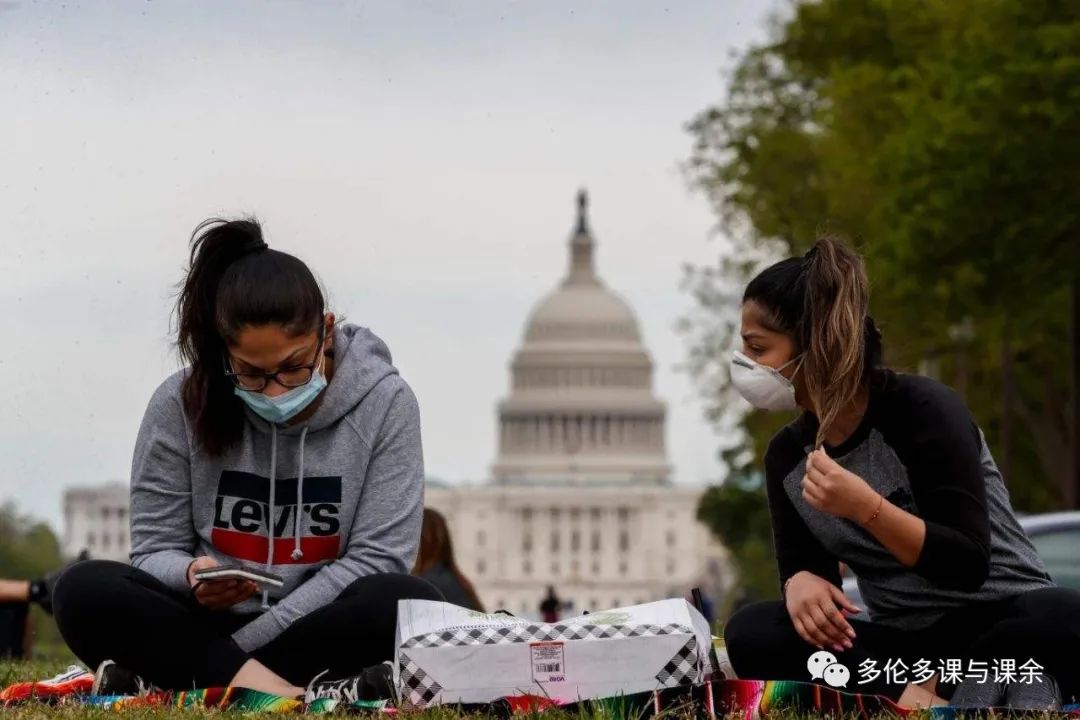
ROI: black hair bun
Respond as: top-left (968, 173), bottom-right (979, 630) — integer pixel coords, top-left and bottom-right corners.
top-left (241, 238), bottom-right (268, 254)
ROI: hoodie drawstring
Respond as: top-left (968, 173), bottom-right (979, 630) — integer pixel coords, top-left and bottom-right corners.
top-left (262, 424), bottom-right (278, 611)
top-left (260, 423), bottom-right (309, 611)
top-left (292, 426), bottom-right (309, 561)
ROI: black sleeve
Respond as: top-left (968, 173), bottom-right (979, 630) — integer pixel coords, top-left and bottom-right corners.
top-left (764, 430), bottom-right (842, 593)
top-left (883, 377), bottom-right (991, 591)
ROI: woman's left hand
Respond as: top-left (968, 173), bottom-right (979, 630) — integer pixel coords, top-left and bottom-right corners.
top-left (803, 449), bottom-right (880, 523)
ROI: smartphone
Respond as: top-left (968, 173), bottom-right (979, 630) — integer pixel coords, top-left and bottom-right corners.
top-left (192, 565), bottom-right (284, 588)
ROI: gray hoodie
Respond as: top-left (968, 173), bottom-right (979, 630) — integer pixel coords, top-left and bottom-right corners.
top-left (129, 324), bottom-right (424, 652)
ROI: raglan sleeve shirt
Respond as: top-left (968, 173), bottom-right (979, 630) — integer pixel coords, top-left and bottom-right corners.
top-left (764, 372), bottom-right (993, 600)
top-left (890, 378), bottom-right (992, 591)
top-left (764, 428), bottom-right (843, 593)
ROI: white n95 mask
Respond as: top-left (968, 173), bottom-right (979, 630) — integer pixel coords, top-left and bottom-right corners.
top-left (730, 350), bottom-right (803, 411)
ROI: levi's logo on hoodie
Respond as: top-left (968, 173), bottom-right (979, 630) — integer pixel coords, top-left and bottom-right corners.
top-left (211, 470), bottom-right (341, 564)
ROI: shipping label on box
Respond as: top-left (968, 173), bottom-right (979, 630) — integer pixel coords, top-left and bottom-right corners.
top-left (395, 599), bottom-right (714, 708)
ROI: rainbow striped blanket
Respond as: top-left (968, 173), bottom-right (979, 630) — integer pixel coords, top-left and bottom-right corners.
top-left (4, 666), bottom-right (1080, 717)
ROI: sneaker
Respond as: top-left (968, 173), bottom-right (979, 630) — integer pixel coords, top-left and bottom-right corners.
top-left (304, 662), bottom-right (396, 705)
top-left (0, 664), bottom-right (94, 704)
top-left (91, 660), bottom-right (152, 697)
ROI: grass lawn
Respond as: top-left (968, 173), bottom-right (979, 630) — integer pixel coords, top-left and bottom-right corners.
top-left (0, 658), bottom-right (715, 720)
top-left (1, 658), bottom-right (179, 720)
top-left (0, 658), bottom-right (1032, 720)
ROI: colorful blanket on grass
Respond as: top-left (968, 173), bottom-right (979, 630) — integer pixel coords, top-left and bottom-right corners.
top-left (4, 667), bottom-right (1080, 718)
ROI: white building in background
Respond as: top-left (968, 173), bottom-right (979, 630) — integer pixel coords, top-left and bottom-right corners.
top-left (426, 191), bottom-right (728, 618)
top-left (63, 482), bottom-right (130, 562)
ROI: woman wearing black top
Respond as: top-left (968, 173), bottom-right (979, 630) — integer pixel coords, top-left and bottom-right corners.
top-left (722, 236), bottom-right (1080, 709)
top-left (412, 509), bottom-right (484, 613)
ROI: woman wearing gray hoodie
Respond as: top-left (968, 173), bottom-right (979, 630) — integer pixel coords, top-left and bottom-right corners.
top-left (52, 218), bottom-right (441, 703)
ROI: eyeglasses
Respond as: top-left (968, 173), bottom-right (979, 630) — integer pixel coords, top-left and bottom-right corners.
top-left (224, 325), bottom-right (326, 392)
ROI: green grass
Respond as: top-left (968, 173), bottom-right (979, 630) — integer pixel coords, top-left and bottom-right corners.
top-left (0, 659), bottom-right (713, 719)
top-left (0, 659), bottom-right (1057, 720)
top-left (1, 658), bottom-right (180, 720)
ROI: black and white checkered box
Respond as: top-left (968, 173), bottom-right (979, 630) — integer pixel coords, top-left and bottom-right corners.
top-left (393, 599), bottom-right (714, 708)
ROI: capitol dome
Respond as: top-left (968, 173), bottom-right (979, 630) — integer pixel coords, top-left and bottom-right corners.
top-left (524, 284), bottom-right (641, 347)
top-left (492, 190), bottom-right (670, 486)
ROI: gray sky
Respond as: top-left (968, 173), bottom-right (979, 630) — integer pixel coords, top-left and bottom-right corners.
top-left (0, 0), bottom-right (775, 530)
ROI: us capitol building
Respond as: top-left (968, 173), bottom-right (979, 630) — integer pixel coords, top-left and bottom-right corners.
top-left (425, 191), bottom-right (727, 617)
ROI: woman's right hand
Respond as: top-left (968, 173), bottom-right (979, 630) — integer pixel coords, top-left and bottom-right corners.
top-left (784, 571), bottom-right (859, 652)
top-left (187, 556), bottom-right (259, 611)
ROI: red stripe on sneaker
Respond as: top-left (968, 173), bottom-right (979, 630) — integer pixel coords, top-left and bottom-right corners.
top-left (0, 668), bottom-right (93, 705)
top-left (211, 529), bottom-right (339, 564)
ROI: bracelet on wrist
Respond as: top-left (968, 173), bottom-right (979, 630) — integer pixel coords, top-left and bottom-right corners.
top-left (862, 493), bottom-right (884, 526)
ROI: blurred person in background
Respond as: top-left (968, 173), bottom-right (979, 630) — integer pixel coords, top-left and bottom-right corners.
top-left (412, 508), bottom-right (484, 612)
top-left (540, 586), bottom-right (562, 623)
top-left (0, 582), bottom-right (35, 659)
top-left (0, 551), bottom-right (88, 658)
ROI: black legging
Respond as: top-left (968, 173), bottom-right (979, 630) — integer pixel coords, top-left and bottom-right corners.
top-left (52, 560), bottom-right (443, 690)
top-left (725, 586), bottom-right (1080, 704)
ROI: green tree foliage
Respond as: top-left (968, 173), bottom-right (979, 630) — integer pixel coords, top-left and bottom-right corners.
top-left (0, 503), bottom-right (63, 583)
top-left (687, 0), bottom-right (1080, 600)
top-left (696, 446), bottom-right (782, 609)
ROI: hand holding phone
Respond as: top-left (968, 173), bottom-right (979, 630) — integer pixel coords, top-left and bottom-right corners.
top-left (187, 557), bottom-right (260, 610)
top-left (193, 565), bottom-right (284, 588)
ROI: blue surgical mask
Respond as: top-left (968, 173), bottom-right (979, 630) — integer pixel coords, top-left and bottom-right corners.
top-left (235, 360), bottom-right (328, 425)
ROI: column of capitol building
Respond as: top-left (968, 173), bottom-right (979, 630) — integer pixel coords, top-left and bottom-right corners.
top-left (425, 191), bottom-right (729, 618)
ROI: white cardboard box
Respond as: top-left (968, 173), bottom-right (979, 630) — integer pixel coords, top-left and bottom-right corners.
top-left (394, 598), bottom-right (714, 707)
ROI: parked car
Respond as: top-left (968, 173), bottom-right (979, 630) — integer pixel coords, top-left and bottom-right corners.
top-left (842, 511), bottom-right (1080, 611)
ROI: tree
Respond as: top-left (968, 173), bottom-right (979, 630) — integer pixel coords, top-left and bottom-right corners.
top-left (696, 464), bottom-right (778, 614)
top-left (0, 503), bottom-right (63, 581)
top-left (686, 0), bottom-right (1080, 529)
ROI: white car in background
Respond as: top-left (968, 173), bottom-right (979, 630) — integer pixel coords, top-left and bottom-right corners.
top-left (842, 511), bottom-right (1080, 610)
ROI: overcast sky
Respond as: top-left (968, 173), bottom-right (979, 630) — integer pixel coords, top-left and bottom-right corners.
top-left (0, 0), bottom-right (777, 530)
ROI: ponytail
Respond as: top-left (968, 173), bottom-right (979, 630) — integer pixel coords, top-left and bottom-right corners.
top-left (800, 236), bottom-right (870, 447)
top-left (743, 234), bottom-right (882, 446)
top-left (174, 217), bottom-right (325, 456)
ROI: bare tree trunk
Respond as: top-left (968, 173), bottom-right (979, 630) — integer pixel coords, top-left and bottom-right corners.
top-left (1011, 383), bottom-right (1069, 499)
top-left (1070, 278), bottom-right (1080, 509)
top-left (1001, 331), bottom-right (1013, 485)
top-left (956, 346), bottom-right (969, 403)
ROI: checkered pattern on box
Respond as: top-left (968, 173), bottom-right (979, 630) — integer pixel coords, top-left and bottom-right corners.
top-left (398, 652), bottom-right (442, 708)
top-left (402, 622), bottom-right (692, 648)
top-left (654, 636), bottom-right (700, 687)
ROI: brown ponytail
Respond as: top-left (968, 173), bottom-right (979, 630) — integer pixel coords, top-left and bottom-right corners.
top-left (743, 234), bottom-right (880, 446)
top-left (800, 236), bottom-right (871, 447)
